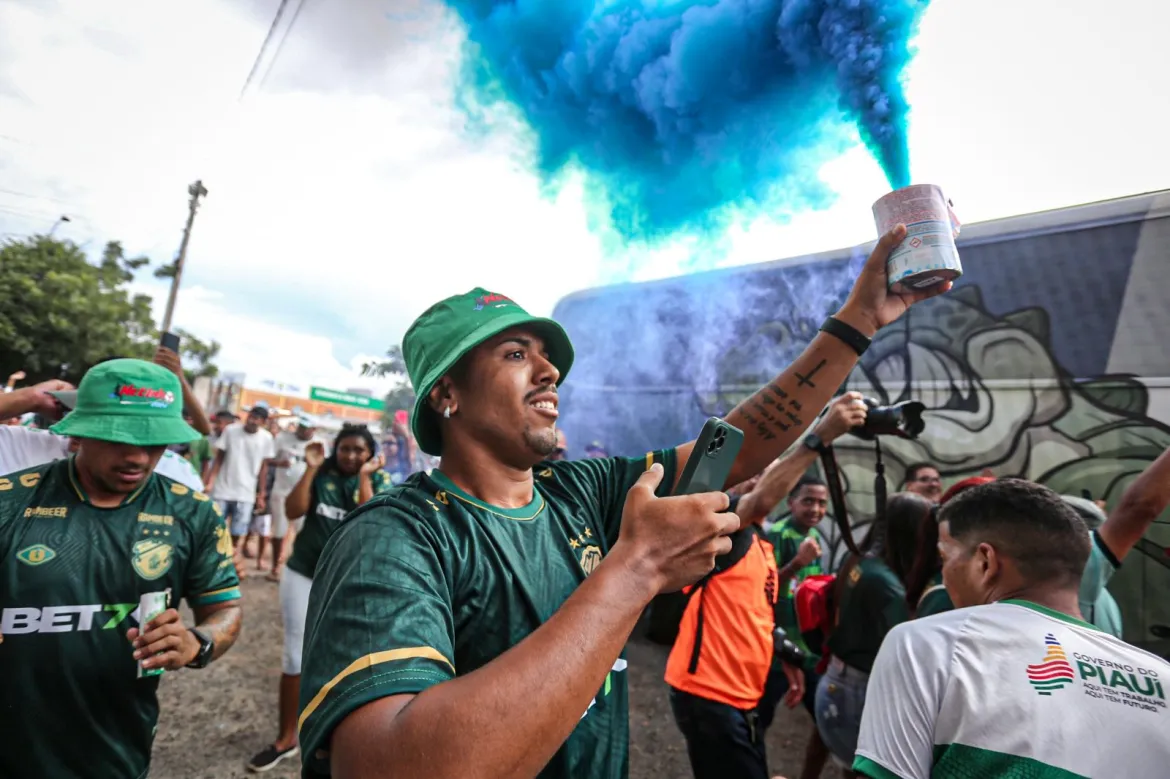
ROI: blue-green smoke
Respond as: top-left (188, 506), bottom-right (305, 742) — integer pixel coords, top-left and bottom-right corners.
top-left (446, 0), bottom-right (930, 242)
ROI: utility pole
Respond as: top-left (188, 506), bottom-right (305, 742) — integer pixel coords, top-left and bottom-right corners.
top-left (160, 180), bottom-right (209, 334)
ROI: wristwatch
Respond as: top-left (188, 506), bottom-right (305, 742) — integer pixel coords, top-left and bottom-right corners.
top-left (186, 628), bottom-right (215, 669)
top-left (802, 432), bottom-right (827, 454)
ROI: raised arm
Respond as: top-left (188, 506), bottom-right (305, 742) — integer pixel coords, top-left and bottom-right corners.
top-left (154, 346), bottom-right (212, 436)
top-left (285, 442), bottom-right (324, 520)
top-left (672, 226), bottom-right (948, 491)
top-left (736, 391), bottom-right (868, 526)
top-left (1098, 445), bottom-right (1170, 560)
top-left (318, 466), bottom-right (738, 779)
top-left (0, 379), bottom-right (73, 421)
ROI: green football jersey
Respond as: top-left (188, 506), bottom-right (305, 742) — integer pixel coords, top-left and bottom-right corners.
top-left (298, 450), bottom-right (677, 779)
top-left (285, 467), bottom-right (392, 580)
top-left (765, 519), bottom-right (824, 660)
top-left (0, 458), bottom-right (241, 779)
top-left (827, 556), bottom-right (910, 673)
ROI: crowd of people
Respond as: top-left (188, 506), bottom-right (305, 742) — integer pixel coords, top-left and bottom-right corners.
top-left (1, 224), bottom-right (1168, 779)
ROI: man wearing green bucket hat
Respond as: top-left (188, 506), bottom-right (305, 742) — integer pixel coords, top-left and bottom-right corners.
top-left (298, 226), bottom-right (948, 779)
top-left (0, 358), bottom-right (243, 778)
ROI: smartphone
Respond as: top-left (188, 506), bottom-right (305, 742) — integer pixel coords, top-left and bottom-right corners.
top-left (394, 409), bottom-right (409, 426)
top-left (673, 418), bottom-right (744, 496)
top-left (160, 331), bottom-right (181, 352)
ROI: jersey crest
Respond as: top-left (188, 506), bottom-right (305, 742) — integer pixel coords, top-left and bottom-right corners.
top-left (16, 544), bottom-right (56, 567)
top-left (131, 538), bottom-right (174, 580)
top-left (579, 545), bottom-right (602, 575)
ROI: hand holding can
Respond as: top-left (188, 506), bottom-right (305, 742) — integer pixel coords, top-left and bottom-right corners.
top-left (133, 591), bottom-right (170, 678)
top-left (872, 184), bottom-right (964, 293)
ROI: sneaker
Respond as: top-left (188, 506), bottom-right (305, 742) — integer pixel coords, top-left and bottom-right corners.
top-left (247, 744), bottom-right (299, 773)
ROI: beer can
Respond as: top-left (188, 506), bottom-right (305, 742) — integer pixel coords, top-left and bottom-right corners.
top-left (872, 184), bottom-right (963, 292)
top-left (137, 590), bottom-right (169, 679)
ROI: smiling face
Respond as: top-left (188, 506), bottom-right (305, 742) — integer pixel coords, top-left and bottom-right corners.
top-left (905, 464), bottom-right (943, 501)
top-left (434, 326), bottom-right (561, 466)
top-left (788, 482), bottom-right (829, 530)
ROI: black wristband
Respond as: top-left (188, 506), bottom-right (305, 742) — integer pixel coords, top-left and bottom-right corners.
top-left (820, 316), bottom-right (871, 356)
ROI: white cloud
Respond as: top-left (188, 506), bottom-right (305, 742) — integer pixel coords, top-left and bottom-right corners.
top-left (2, 0), bottom-right (1168, 389)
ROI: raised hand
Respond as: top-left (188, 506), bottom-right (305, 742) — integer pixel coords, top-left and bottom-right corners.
top-left (837, 224), bottom-right (953, 336)
top-left (304, 441), bottom-right (326, 469)
top-left (361, 453), bottom-right (386, 476)
top-left (813, 391), bottom-right (869, 445)
top-left (614, 464), bottom-right (739, 594)
top-left (794, 536), bottom-right (822, 567)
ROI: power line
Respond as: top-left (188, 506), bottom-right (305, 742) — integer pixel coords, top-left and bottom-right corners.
top-left (256, 0), bottom-right (308, 94)
top-left (0, 187), bottom-right (74, 206)
top-left (239, 0), bottom-right (308, 100)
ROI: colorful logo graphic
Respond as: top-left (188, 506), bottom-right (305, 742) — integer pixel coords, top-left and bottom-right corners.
top-left (131, 538), bottom-right (174, 580)
top-left (474, 293), bottom-right (512, 311)
top-left (111, 384), bottom-right (175, 409)
top-left (1026, 633), bottom-right (1077, 695)
top-left (15, 544), bottom-right (56, 566)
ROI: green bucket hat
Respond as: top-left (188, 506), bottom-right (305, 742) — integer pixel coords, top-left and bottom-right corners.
top-left (404, 287), bottom-right (574, 456)
top-left (51, 358), bottom-right (201, 447)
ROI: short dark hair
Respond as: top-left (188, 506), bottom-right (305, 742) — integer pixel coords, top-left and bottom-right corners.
top-left (789, 475), bottom-right (826, 499)
top-left (937, 479), bottom-right (1090, 588)
top-left (248, 406), bottom-right (269, 420)
top-left (902, 462), bottom-right (939, 486)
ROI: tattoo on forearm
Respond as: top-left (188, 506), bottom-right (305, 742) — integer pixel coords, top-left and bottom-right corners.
top-left (199, 605), bottom-right (242, 660)
top-left (732, 378), bottom-right (807, 442)
top-left (795, 358), bottom-right (827, 388)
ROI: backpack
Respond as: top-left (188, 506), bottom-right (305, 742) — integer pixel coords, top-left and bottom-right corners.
top-left (794, 574), bottom-right (836, 660)
top-left (794, 556), bottom-right (859, 674)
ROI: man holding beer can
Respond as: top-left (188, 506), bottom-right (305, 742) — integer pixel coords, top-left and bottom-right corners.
top-left (0, 359), bottom-right (243, 778)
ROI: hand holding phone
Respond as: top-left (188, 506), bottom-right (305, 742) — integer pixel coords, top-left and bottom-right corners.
top-left (610, 419), bottom-right (745, 595)
top-left (674, 418), bottom-right (744, 496)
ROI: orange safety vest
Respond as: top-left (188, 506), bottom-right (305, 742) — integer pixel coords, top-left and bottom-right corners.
top-left (664, 526), bottom-right (779, 710)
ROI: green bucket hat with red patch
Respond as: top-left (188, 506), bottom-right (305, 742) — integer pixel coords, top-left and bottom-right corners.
top-left (51, 359), bottom-right (201, 446)
top-left (404, 288), bottom-right (574, 456)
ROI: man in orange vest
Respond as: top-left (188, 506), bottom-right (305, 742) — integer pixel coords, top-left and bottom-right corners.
top-left (665, 479), bottom-right (808, 779)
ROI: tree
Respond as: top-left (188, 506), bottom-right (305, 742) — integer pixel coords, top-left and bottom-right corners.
top-left (363, 345), bottom-right (415, 427)
top-left (174, 328), bottom-right (221, 385)
top-left (0, 235), bottom-right (219, 384)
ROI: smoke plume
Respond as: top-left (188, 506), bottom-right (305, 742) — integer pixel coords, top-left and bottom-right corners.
top-left (444, 0), bottom-right (930, 242)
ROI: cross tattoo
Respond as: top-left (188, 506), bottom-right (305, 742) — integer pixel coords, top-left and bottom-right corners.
top-left (795, 359), bottom-right (828, 388)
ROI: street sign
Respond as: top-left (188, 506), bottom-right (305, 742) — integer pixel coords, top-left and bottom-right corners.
top-left (309, 386), bottom-right (385, 411)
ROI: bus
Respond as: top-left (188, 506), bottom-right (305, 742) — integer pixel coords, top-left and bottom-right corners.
top-left (553, 189), bottom-right (1170, 655)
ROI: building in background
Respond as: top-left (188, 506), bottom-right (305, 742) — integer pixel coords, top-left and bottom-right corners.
top-left (192, 376), bottom-right (383, 435)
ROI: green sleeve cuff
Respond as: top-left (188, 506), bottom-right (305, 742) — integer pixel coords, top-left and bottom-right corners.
top-left (853, 756), bottom-right (907, 779)
top-left (189, 586), bottom-right (242, 607)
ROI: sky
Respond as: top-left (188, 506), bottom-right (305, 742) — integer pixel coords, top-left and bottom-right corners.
top-left (0, 0), bottom-right (1166, 395)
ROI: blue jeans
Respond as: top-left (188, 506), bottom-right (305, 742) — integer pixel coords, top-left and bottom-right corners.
top-left (814, 657), bottom-right (870, 767)
top-left (217, 500), bottom-right (255, 537)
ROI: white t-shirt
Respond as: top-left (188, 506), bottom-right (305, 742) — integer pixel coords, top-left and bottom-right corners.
top-left (271, 431), bottom-right (316, 495)
top-left (0, 426), bottom-right (69, 475)
top-left (0, 427), bottom-right (203, 492)
top-left (855, 600), bottom-right (1170, 779)
top-left (212, 425), bottom-right (275, 502)
top-left (155, 449), bottom-right (205, 492)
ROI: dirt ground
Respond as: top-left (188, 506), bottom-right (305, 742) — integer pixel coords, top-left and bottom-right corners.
top-left (151, 546), bottom-right (826, 779)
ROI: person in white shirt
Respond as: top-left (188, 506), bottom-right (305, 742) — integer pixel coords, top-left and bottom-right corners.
top-left (205, 405), bottom-right (276, 553)
top-left (266, 415), bottom-right (318, 581)
top-left (854, 478), bottom-right (1170, 779)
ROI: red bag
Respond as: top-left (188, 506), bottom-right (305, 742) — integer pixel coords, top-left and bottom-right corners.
top-left (794, 573), bottom-right (837, 672)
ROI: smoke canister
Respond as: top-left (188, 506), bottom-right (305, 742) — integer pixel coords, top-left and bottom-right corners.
top-left (137, 590), bottom-right (170, 678)
top-left (872, 184), bottom-right (963, 292)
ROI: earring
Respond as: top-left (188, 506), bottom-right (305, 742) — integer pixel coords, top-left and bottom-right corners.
top-left (443, 407), bottom-right (451, 419)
